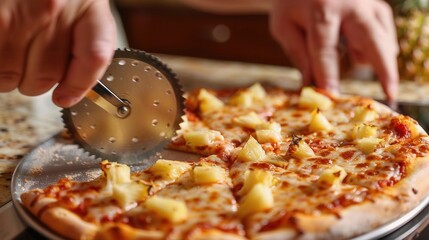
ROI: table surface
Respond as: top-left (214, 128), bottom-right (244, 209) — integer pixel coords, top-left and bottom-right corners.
top-left (0, 55), bottom-right (428, 239)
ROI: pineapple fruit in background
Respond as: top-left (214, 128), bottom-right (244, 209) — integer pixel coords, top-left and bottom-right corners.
top-left (386, 0), bottom-right (429, 82)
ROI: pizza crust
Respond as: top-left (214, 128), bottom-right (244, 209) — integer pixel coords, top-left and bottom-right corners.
top-left (21, 191), bottom-right (98, 239)
top-left (294, 196), bottom-right (404, 239)
top-left (21, 190), bottom-right (56, 216)
top-left (40, 207), bottom-right (98, 240)
top-left (185, 229), bottom-right (248, 240)
top-left (251, 228), bottom-right (298, 240)
top-left (93, 223), bottom-right (164, 240)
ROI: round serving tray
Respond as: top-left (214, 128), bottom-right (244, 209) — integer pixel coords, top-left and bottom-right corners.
top-left (11, 134), bottom-right (429, 240)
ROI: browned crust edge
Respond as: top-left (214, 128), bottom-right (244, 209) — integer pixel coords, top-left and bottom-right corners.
top-left (40, 207), bottom-right (98, 240)
top-left (21, 191), bottom-right (98, 240)
top-left (93, 222), bottom-right (164, 240)
top-left (93, 223), bottom-right (248, 240)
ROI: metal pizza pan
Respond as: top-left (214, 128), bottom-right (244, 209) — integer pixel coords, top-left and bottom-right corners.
top-left (10, 134), bottom-right (199, 240)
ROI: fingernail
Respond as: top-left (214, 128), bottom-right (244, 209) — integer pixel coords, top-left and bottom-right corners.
top-left (54, 95), bottom-right (80, 108)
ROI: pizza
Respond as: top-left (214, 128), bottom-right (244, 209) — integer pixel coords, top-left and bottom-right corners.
top-left (20, 83), bottom-right (429, 240)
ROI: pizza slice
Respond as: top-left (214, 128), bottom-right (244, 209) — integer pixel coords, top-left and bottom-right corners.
top-left (20, 158), bottom-right (193, 239)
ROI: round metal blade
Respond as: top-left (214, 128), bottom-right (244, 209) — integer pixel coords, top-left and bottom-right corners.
top-left (62, 49), bottom-right (184, 163)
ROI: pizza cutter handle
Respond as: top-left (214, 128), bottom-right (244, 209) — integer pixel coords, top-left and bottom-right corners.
top-left (85, 80), bottom-right (131, 118)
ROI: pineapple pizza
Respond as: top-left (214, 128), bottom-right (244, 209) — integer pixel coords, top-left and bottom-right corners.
top-left (20, 84), bottom-right (429, 239)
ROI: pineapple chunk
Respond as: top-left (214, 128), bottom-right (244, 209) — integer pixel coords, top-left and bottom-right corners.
top-left (112, 181), bottom-right (149, 208)
top-left (309, 109), bottom-right (333, 132)
top-left (198, 89), bottom-right (224, 114)
top-left (233, 112), bottom-right (266, 129)
top-left (237, 136), bottom-right (266, 162)
top-left (356, 137), bottom-right (383, 154)
top-left (318, 165), bottom-right (347, 188)
top-left (145, 196), bottom-right (188, 223)
top-left (247, 83), bottom-right (266, 100)
top-left (239, 169), bottom-right (275, 195)
top-left (288, 136), bottom-right (315, 159)
top-left (193, 165), bottom-right (227, 184)
top-left (256, 122), bottom-right (282, 132)
top-left (255, 122), bottom-right (283, 143)
top-left (352, 123), bottom-right (377, 139)
top-left (298, 87), bottom-right (333, 110)
top-left (352, 105), bottom-right (379, 123)
top-left (229, 83), bottom-right (267, 107)
top-left (229, 91), bottom-right (253, 107)
top-left (238, 183), bottom-right (274, 218)
top-left (101, 161), bottom-right (131, 185)
top-left (148, 159), bottom-right (191, 180)
top-left (183, 130), bottom-right (223, 148)
top-left (256, 129), bottom-right (282, 143)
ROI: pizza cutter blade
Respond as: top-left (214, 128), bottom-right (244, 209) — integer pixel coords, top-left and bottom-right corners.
top-left (62, 49), bottom-right (185, 164)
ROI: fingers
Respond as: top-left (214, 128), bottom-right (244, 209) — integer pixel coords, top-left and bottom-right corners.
top-left (366, 26), bottom-right (399, 102)
top-left (270, 0), bottom-right (342, 93)
top-left (269, 0), bottom-right (399, 101)
top-left (0, 0), bottom-right (64, 93)
top-left (371, 2), bottom-right (399, 102)
top-left (0, 0), bottom-right (115, 108)
top-left (307, 1), bottom-right (341, 94)
top-left (52, 0), bottom-right (116, 108)
top-left (342, 1), bottom-right (399, 102)
top-left (19, 21), bottom-right (71, 96)
top-left (373, 0), bottom-right (399, 55)
top-left (269, 2), bottom-right (312, 86)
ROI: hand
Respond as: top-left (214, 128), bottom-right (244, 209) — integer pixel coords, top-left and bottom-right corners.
top-left (269, 0), bottom-right (399, 102)
top-left (0, 0), bottom-right (116, 108)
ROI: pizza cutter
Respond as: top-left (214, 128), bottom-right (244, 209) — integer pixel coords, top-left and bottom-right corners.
top-left (62, 48), bottom-right (185, 164)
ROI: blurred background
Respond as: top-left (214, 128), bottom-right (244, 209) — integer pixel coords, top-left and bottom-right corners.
top-left (114, 0), bottom-right (292, 67)
top-left (113, 0), bottom-right (429, 82)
